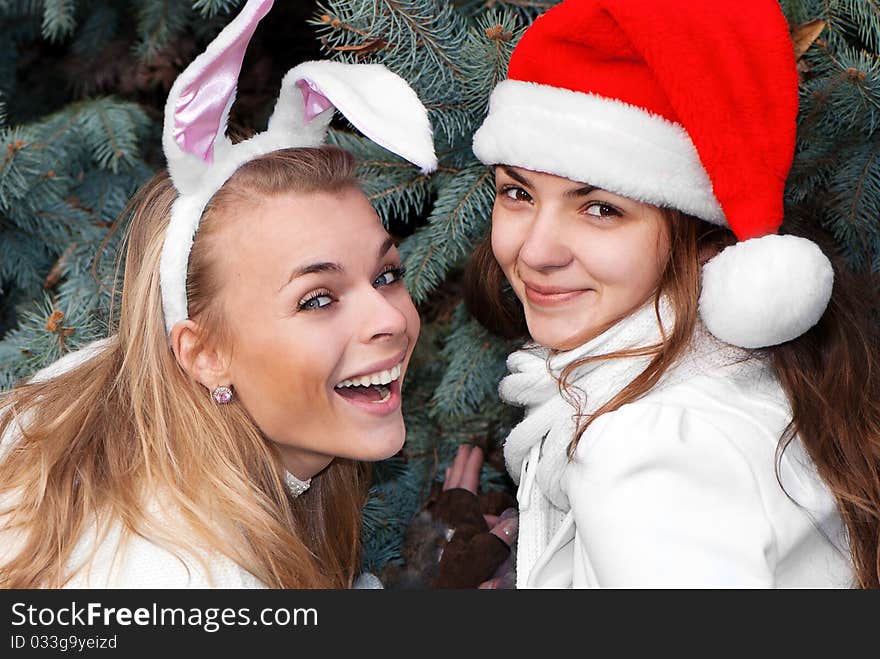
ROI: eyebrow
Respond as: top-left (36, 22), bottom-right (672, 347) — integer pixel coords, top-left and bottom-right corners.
top-left (498, 165), bottom-right (597, 199)
top-left (499, 166), bottom-right (531, 188)
top-left (278, 236), bottom-right (396, 292)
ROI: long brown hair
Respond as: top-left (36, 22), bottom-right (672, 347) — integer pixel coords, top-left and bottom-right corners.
top-left (0, 146), bottom-right (368, 588)
top-left (465, 207), bottom-right (880, 588)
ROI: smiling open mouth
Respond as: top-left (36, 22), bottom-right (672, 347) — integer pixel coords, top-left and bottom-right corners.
top-left (335, 383), bottom-right (392, 403)
top-left (334, 363), bottom-right (401, 404)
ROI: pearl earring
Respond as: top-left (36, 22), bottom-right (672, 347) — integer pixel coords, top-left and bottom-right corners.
top-left (212, 385), bottom-right (233, 404)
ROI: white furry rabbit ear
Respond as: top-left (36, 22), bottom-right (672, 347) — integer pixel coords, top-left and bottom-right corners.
top-left (162, 0), bottom-right (274, 195)
top-left (268, 60), bottom-right (438, 174)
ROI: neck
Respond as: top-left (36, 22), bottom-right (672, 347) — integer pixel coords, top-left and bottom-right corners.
top-left (542, 297), bottom-right (673, 368)
top-left (273, 443), bottom-right (334, 481)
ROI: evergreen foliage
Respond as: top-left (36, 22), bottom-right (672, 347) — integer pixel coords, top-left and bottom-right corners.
top-left (0, 97), bottom-right (151, 388)
top-left (1, 0), bottom-right (878, 577)
top-left (784, 0), bottom-right (880, 269)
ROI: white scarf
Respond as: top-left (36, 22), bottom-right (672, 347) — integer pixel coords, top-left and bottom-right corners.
top-left (499, 300), bottom-right (675, 511)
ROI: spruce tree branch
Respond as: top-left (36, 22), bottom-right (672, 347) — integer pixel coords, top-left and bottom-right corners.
top-left (424, 444), bottom-right (441, 502)
top-left (317, 13), bottom-right (373, 38)
top-left (1, 140), bottom-right (27, 175)
top-left (447, 339), bottom-right (493, 405)
top-left (3, 220), bottom-right (50, 245)
top-left (866, 0), bottom-right (880, 24)
top-left (33, 108), bottom-right (82, 149)
top-left (44, 110), bottom-right (83, 146)
top-left (360, 159), bottom-right (421, 170)
top-left (44, 307), bottom-right (74, 353)
top-left (146, 5), bottom-right (170, 53)
top-left (44, 243), bottom-right (76, 289)
top-left (440, 168), bottom-right (492, 241)
top-left (360, 159), bottom-right (458, 174)
top-left (823, 0), bottom-right (836, 37)
top-left (847, 147), bottom-right (877, 227)
top-left (383, 0), bottom-right (463, 76)
top-left (95, 105), bottom-right (122, 165)
top-left (488, 0), bottom-right (556, 8)
top-left (326, 38), bottom-right (388, 56)
top-left (12, 107), bottom-right (86, 166)
top-left (367, 176), bottom-right (430, 201)
top-left (815, 37), bottom-right (846, 71)
top-left (404, 168), bottom-right (493, 301)
top-left (92, 208), bottom-right (129, 325)
top-left (409, 243), bottom-right (437, 291)
top-left (492, 28), bottom-right (506, 68)
top-left (425, 101), bottom-right (468, 111)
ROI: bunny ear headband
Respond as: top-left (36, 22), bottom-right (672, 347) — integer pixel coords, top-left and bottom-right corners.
top-left (159, 0), bottom-right (437, 334)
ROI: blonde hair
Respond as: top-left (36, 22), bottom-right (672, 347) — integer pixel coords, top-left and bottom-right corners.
top-left (0, 146), bottom-right (367, 588)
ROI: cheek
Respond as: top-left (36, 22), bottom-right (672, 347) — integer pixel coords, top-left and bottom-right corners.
top-left (490, 211), bottom-right (521, 273)
top-left (392, 287), bottom-right (421, 344)
top-left (574, 224), bottom-right (669, 290)
top-left (627, 222), bottom-right (671, 289)
top-left (225, 282), bottom-right (340, 383)
top-left (228, 318), bottom-right (342, 429)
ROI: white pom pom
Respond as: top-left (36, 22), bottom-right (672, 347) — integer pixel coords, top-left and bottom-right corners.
top-left (699, 234), bottom-right (834, 348)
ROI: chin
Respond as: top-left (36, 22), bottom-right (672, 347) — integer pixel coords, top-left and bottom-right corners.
top-left (360, 439), bottom-right (405, 462)
top-left (526, 308), bottom-right (611, 351)
top-left (355, 420), bottom-right (406, 462)
top-left (526, 321), bottom-right (576, 351)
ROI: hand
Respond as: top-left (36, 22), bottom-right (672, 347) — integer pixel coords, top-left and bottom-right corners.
top-left (485, 507), bottom-right (518, 549)
top-left (443, 443), bottom-right (483, 495)
top-left (479, 577), bottom-right (506, 589)
top-left (478, 507), bottom-right (518, 589)
top-left (443, 445), bottom-right (518, 548)
top-left (430, 445), bottom-right (518, 588)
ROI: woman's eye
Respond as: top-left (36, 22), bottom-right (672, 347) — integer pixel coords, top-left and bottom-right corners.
top-left (500, 186), bottom-right (532, 203)
top-left (298, 291), bottom-right (333, 311)
top-left (584, 202), bottom-right (621, 218)
top-left (374, 266), bottom-right (406, 288)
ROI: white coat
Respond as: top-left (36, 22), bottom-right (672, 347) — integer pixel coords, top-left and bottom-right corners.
top-left (502, 304), bottom-right (854, 588)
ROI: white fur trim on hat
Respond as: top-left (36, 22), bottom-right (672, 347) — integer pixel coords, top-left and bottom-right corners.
top-left (472, 79), bottom-right (725, 224)
top-left (699, 235), bottom-right (834, 349)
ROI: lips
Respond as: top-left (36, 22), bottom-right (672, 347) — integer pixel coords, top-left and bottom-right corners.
top-left (522, 281), bottom-right (590, 306)
top-left (332, 349), bottom-right (408, 417)
top-left (333, 377), bottom-right (403, 416)
top-left (335, 350), bottom-right (407, 386)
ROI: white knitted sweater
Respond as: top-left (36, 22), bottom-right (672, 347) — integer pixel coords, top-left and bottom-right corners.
top-left (500, 302), bottom-right (853, 588)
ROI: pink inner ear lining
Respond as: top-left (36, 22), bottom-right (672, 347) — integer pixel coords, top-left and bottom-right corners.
top-left (171, 0), bottom-right (275, 163)
top-left (296, 78), bottom-right (334, 121)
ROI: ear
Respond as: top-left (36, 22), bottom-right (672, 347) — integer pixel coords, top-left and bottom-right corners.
top-left (268, 60), bottom-right (438, 174)
top-left (162, 0), bottom-right (275, 195)
top-left (170, 319), bottom-right (232, 390)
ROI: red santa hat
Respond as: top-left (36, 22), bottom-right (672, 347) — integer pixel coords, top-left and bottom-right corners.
top-left (472, 0), bottom-right (833, 349)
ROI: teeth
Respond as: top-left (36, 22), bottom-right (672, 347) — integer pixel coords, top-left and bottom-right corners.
top-left (336, 363), bottom-right (402, 389)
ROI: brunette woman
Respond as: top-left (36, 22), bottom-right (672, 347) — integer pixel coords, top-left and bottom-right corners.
top-left (463, 0), bottom-right (879, 587)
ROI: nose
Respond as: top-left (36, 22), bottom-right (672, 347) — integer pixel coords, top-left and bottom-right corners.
top-left (518, 208), bottom-right (572, 272)
top-left (359, 285), bottom-right (410, 344)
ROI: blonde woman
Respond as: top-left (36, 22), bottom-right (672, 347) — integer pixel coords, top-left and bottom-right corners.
top-left (0, 0), bottom-right (436, 588)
